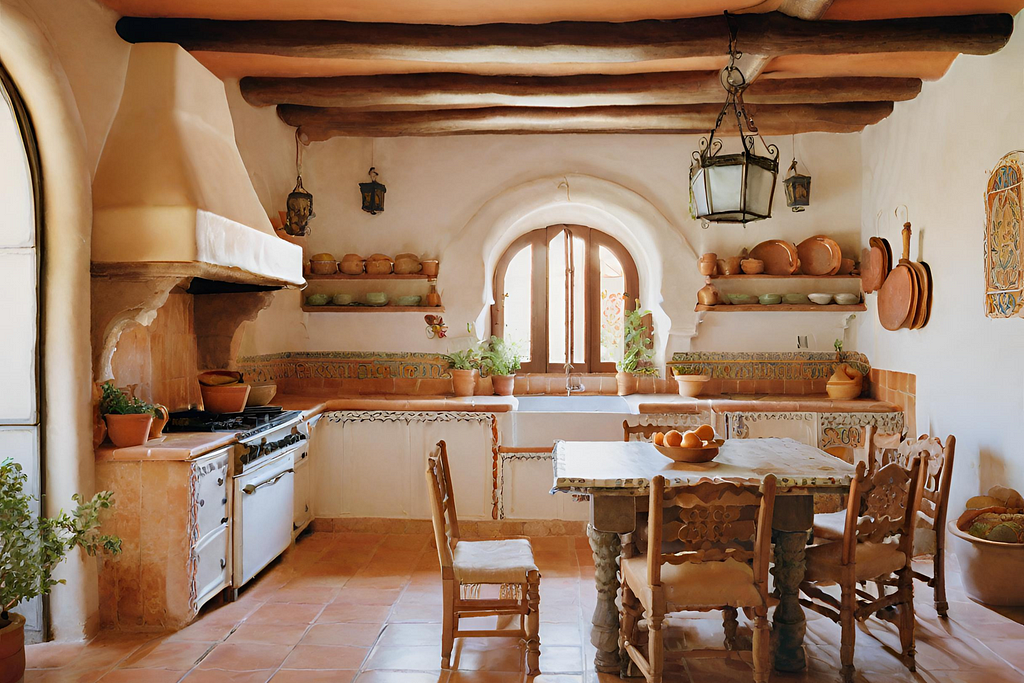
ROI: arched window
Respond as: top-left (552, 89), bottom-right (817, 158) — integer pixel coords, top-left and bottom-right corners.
top-left (492, 225), bottom-right (640, 373)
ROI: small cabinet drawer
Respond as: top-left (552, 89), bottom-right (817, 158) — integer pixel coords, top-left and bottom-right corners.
top-left (194, 523), bottom-right (230, 609)
top-left (193, 449), bottom-right (230, 541)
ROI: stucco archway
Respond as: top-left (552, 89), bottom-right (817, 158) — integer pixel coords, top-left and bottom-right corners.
top-left (440, 173), bottom-right (703, 366)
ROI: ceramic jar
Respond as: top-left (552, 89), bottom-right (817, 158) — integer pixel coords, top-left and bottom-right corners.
top-left (741, 258), bottom-right (765, 274)
top-left (697, 277), bottom-right (721, 306)
top-left (451, 369), bottom-right (478, 397)
top-left (698, 253), bottom-right (718, 276)
top-left (718, 256), bottom-right (742, 275)
top-left (149, 404), bottom-right (169, 439)
top-left (491, 375), bottom-right (515, 396)
top-left (421, 260), bottom-right (439, 276)
top-left (616, 371), bottom-right (637, 396)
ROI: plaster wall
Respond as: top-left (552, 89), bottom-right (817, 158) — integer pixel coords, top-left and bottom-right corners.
top-left (856, 11), bottom-right (1024, 514)
top-left (229, 85), bottom-right (864, 360)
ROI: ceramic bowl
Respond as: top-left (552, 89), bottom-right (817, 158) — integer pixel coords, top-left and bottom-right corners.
top-left (246, 383), bottom-right (278, 407)
top-left (826, 382), bottom-right (862, 400)
top-left (783, 293), bottom-right (809, 305)
top-left (740, 258), bottom-right (765, 275)
top-left (396, 295), bottom-right (422, 307)
top-left (808, 293), bottom-right (833, 305)
top-left (421, 260), bottom-right (439, 276)
top-left (654, 439), bottom-right (725, 463)
top-left (332, 293), bottom-right (354, 306)
top-left (305, 293), bottom-right (330, 306)
top-left (833, 293), bottom-right (861, 305)
top-left (339, 259), bottom-right (365, 275)
top-left (310, 260), bottom-right (338, 275)
top-left (727, 294), bottom-right (757, 305)
top-left (200, 383), bottom-right (250, 414)
top-left (758, 293), bottom-right (782, 305)
top-left (366, 292), bottom-right (389, 306)
top-left (674, 374), bottom-right (710, 397)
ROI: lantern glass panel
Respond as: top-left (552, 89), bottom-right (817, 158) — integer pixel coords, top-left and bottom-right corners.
top-left (690, 168), bottom-right (709, 216)
top-left (706, 162), bottom-right (744, 214)
top-left (746, 163), bottom-right (776, 217)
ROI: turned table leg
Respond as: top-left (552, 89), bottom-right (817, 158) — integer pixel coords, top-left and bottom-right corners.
top-left (771, 495), bottom-right (814, 673)
top-left (588, 524), bottom-right (622, 673)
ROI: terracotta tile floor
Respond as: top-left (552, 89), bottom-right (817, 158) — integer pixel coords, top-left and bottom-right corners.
top-left (25, 532), bottom-right (1024, 683)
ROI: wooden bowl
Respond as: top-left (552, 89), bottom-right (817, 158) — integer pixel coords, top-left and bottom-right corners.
top-left (654, 439), bottom-right (724, 463)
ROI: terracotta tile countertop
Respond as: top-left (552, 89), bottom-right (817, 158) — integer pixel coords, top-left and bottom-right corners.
top-left (639, 394), bottom-right (900, 414)
top-left (96, 431), bottom-right (239, 463)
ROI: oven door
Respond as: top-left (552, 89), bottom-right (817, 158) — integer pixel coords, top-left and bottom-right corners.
top-left (233, 450), bottom-right (295, 588)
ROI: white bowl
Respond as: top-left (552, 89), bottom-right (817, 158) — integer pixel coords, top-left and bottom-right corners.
top-left (833, 293), bottom-right (861, 305)
top-left (808, 293), bottom-right (833, 305)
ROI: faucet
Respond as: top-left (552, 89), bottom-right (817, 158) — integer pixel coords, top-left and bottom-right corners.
top-left (564, 362), bottom-right (585, 396)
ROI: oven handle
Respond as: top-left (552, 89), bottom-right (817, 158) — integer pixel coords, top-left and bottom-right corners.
top-left (242, 469), bottom-right (294, 495)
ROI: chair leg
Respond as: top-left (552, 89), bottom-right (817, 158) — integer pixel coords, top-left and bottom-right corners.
top-left (897, 569), bottom-right (916, 672)
top-left (723, 607), bottom-right (739, 650)
top-left (525, 570), bottom-right (541, 675)
top-left (647, 611), bottom-right (664, 683)
top-left (933, 547), bottom-right (948, 618)
top-left (840, 581), bottom-right (856, 682)
top-left (752, 607), bottom-right (770, 683)
top-left (441, 580), bottom-right (455, 669)
top-left (620, 581), bottom-right (640, 672)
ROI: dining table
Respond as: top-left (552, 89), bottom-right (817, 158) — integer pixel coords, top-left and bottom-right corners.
top-left (551, 437), bottom-right (855, 675)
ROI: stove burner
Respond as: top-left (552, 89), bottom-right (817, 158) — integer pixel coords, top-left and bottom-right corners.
top-left (166, 406), bottom-right (298, 434)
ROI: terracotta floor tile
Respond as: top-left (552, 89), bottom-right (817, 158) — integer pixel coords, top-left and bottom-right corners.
top-left (355, 672), bottom-right (449, 683)
top-left (246, 602), bottom-right (324, 625)
top-left (26, 643), bottom-right (88, 668)
top-left (96, 669), bottom-right (183, 683)
top-left (282, 644), bottom-right (371, 670)
top-left (390, 603), bottom-right (443, 623)
top-left (227, 622), bottom-right (309, 647)
top-left (23, 669), bottom-right (109, 683)
top-left (271, 671), bottom-right (359, 683)
top-left (268, 584), bottom-right (340, 604)
top-left (318, 602), bottom-right (392, 624)
top-left (447, 673), bottom-right (525, 683)
top-left (122, 640), bottom-right (217, 670)
top-left (181, 671), bottom-right (275, 683)
top-left (364, 646), bottom-right (444, 671)
top-left (334, 588), bottom-right (403, 605)
top-left (375, 624), bottom-right (443, 648)
top-left (303, 623), bottom-right (386, 648)
top-left (197, 643), bottom-right (293, 671)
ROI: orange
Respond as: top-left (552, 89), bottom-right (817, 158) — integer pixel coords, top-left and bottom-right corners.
top-left (664, 430), bottom-right (683, 447)
top-left (653, 432), bottom-right (665, 446)
top-left (681, 431), bottom-right (703, 448)
top-left (694, 424), bottom-right (715, 442)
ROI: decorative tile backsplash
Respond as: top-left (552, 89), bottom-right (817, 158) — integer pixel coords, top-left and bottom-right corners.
top-left (238, 351), bottom-right (451, 382)
top-left (669, 351), bottom-right (872, 396)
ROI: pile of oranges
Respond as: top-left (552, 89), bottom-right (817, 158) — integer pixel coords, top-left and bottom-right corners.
top-left (652, 424), bottom-right (716, 448)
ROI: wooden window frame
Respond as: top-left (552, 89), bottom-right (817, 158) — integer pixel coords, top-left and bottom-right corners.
top-left (491, 225), bottom-right (640, 374)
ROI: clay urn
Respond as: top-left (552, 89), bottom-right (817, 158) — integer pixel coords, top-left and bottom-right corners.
top-left (697, 277), bottom-right (721, 306)
top-left (698, 253), bottom-right (718, 276)
top-left (741, 258), bottom-right (765, 275)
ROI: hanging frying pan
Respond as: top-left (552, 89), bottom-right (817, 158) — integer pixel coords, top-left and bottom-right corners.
top-left (877, 223), bottom-right (918, 331)
top-left (916, 261), bottom-right (934, 328)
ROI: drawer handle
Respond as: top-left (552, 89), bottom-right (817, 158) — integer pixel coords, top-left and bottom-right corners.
top-left (220, 559), bottom-right (226, 569)
top-left (222, 497), bottom-right (228, 505)
top-left (221, 517), bottom-right (228, 525)
top-left (217, 477), bottom-right (224, 486)
top-left (199, 499), bottom-right (205, 507)
top-left (242, 469), bottom-right (294, 495)
top-left (300, 452), bottom-right (307, 460)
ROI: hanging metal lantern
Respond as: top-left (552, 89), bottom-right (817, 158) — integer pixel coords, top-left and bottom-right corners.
top-left (284, 175), bottom-right (315, 236)
top-left (689, 17), bottom-right (779, 225)
top-left (359, 167), bottom-right (386, 215)
top-left (783, 158), bottom-right (812, 212)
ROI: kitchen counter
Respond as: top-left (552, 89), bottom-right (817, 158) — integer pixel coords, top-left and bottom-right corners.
top-left (638, 394), bottom-right (899, 414)
top-left (95, 430), bottom-right (239, 462)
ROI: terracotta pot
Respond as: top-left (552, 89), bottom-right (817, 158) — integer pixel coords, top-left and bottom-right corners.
top-left (149, 404), bottom-right (169, 439)
top-left (698, 252), bottom-right (718, 276)
top-left (0, 613), bottom-right (26, 683)
top-left (426, 292), bottom-right (442, 307)
top-left (491, 374), bottom-right (515, 396)
top-left (948, 521), bottom-right (1024, 605)
top-left (740, 258), bottom-right (765, 275)
top-left (451, 369), bottom-right (479, 397)
top-left (697, 277), bottom-right (720, 306)
top-left (719, 256), bottom-right (742, 275)
top-left (200, 383), bottom-right (251, 413)
top-left (616, 371), bottom-right (637, 396)
top-left (104, 413), bottom-right (153, 448)
top-left (421, 260), bottom-right (439, 276)
top-left (675, 374), bottom-right (710, 397)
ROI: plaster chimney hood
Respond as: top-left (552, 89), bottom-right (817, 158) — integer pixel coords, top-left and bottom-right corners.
top-left (92, 44), bottom-right (303, 288)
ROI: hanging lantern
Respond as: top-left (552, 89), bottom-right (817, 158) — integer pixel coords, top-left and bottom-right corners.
top-left (359, 167), bottom-right (386, 215)
top-left (689, 16), bottom-right (779, 225)
top-left (783, 158), bottom-right (812, 212)
top-left (284, 175), bottom-right (315, 236)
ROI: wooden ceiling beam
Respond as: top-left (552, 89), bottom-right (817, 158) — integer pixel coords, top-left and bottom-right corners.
top-left (115, 13), bottom-right (1012, 63)
top-left (277, 101), bottom-right (894, 139)
top-left (240, 73), bottom-right (920, 110)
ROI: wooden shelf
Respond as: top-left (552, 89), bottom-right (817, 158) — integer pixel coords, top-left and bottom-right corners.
top-left (306, 272), bottom-right (436, 280)
top-left (302, 305), bottom-right (445, 313)
top-left (709, 273), bottom-right (860, 280)
top-left (695, 304), bottom-right (866, 312)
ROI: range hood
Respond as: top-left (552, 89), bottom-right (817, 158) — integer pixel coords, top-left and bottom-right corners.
top-left (92, 44), bottom-right (303, 288)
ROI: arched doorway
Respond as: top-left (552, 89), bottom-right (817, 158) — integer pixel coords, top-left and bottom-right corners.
top-left (0, 61), bottom-right (44, 639)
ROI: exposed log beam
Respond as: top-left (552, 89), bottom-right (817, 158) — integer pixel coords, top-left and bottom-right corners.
top-left (737, 0), bottom-right (837, 84)
top-left (277, 102), bottom-right (894, 139)
top-left (240, 73), bottom-right (920, 110)
top-left (116, 13), bottom-right (1012, 63)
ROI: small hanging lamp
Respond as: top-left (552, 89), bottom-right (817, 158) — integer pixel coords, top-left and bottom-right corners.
top-left (783, 135), bottom-right (812, 212)
top-left (359, 167), bottom-right (386, 215)
top-left (689, 14), bottom-right (779, 225)
top-left (284, 131), bottom-right (315, 236)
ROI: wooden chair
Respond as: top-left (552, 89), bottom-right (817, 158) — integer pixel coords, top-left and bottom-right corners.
top-left (814, 428), bottom-right (956, 616)
top-left (425, 440), bottom-right (541, 673)
top-left (622, 420), bottom-right (702, 442)
top-left (619, 475), bottom-right (777, 683)
top-left (800, 458), bottom-right (923, 681)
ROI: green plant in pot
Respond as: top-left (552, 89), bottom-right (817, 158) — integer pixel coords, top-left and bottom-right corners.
top-left (99, 381), bottom-right (157, 448)
top-left (0, 459), bottom-right (121, 680)
top-left (616, 301), bottom-right (658, 396)
top-left (481, 336), bottom-right (523, 396)
top-left (444, 346), bottom-right (482, 398)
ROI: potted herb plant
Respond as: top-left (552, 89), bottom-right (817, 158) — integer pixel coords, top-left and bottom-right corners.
top-left (99, 381), bottom-right (156, 448)
top-left (444, 347), bottom-right (481, 397)
top-left (481, 336), bottom-right (523, 396)
top-left (616, 301), bottom-right (658, 396)
top-left (0, 459), bottom-right (121, 681)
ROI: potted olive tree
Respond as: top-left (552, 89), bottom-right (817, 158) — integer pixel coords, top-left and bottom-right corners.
top-left (616, 301), bottom-right (658, 396)
top-left (0, 459), bottom-right (121, 680)
top-left (481, 336), bottom-right (523, 396)
top-left (99, 381), bottom-right (156, 448)
top-left (444, 347), bottom-right (481, 397)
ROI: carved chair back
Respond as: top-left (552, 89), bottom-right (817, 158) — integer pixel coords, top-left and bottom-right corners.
top-left (840, 458), bottom-right (922, 565)
top-left (866, 428), bottom-right (956, 535)
top-left (425, 440), bottom-right (460, 571)
top-left (623, 421), bottom-right (702, 442)
top-left (646, 475), bottom-right (777, 599)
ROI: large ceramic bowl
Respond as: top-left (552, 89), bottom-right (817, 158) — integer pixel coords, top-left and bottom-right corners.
top-left (200, 383), bottom-right (250, 413)
top-left (675, 374), bottom-right (710, 397)
top-left (654, 439), bottom-right (724, 463)
top-left (246, 383), bottom-right (278, 407)
top-left (949, 521), bottom-right (1024, 605)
